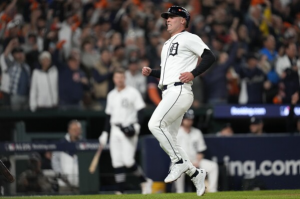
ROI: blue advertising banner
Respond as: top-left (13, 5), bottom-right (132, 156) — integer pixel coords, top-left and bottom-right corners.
top-left (214, 105), bottom-right (300, 118)
top-left (141, 135), bottom-right (300, 190)
top-left (0, 141), bottom-right (100, 153)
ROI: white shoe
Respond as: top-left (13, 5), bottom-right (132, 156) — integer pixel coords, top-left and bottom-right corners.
top-left (164, 161), bottom-right (189, 183)
top-left (141, 178), bottom-right (153, 194)
top-left (115, 191), bottom-right (123, 195)
top-left (191, 169), bottom-right (206, 196)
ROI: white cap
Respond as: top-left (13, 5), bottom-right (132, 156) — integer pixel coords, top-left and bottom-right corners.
top-left (39, 51), bottom-right (51, 62)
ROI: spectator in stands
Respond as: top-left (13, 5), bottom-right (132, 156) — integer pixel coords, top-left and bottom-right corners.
top-left (0, 39), bottom-right (31, 110)
top-left (18, 153), bottom-right (52, 194)
top-left (249, 117), bottom-right (265, 135)
top-left (29, 51), bottom-right (58, 112)
top-left (245, 3), bottom-right (269, 51)
top-left (175, 109), bottom-right (218, 193)
top-left (191, 76), bottom-right (204, 108)
top-left (111, 45), bottom-right (126, 69)
top-left (58, 13), bottom-right (82, 59)
top-left (259, 35), bottom-right (278, 63)
top-left (275, 43), bottom-right (300, 79)
top-left (146, 32), bottom-right (161, 69)
top-left (57, 55), bottom-right (88, 109)
top-left (23, 33), bottom-right (39, 71)
top-left (203, 30), bottom-right (238, 105)
top-left (216, 123), bottom-right (234, 137)
top-left (80, 39), bottom-right (100, 71)
top-left (52, 120), bottom-right (82, 193)
top-left (234, 53), bottom-right (270, 104)
top-left (92, 48), bottom-right (115, 107)
top-left (125, 59), bottom-right (146, 98)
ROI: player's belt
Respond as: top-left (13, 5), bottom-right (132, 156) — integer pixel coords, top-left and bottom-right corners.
top-left (162, 82), bottom-right (184, 91)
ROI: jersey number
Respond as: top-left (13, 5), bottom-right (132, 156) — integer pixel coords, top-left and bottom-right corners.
top-left (169, 42), bottom-right (179, 56)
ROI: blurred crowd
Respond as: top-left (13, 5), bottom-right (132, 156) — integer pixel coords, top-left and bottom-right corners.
top-left (0, 0), bottom-right (299, 111)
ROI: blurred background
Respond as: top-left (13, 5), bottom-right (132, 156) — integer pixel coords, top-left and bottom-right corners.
top-left (0, 0), bottom-right (300, 196)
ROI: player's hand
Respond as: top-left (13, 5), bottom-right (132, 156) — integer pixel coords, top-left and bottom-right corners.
top-left (142, 66), bottom-right (152, 76)
top-left (120, 124), bottom-right (136, 137)
top-left (179, 72), bottom-right (194, 83)
top-left (98, 131), bottom-right (108, 147)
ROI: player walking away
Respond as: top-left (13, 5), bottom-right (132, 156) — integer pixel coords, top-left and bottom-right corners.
top-left (142, 5), bottom-right (215, 196)
top-left (99, 69), bottom-right (152, 194)
top-left (175, 109), bottom-right (218, 193)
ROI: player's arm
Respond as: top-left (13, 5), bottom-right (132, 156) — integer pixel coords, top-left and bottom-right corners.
top-left (190, 49), bottom-right (216, 77)
top-left (142, 66), bottom-right (161, 78)
top-left (149, 69), bottom-right (161, 78)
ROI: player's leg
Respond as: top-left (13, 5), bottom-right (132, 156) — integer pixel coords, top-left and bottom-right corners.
top-left (200, 159), bottom-right (218, 192)
top-left (165, 94), bottom-right (206, 196)
top-left (168, 115), bottom-right (197, 177)
top-left (148, 91), bottom-right (193, 163)
top-left (120, 130), bottom-right (152, 194)
top-left (110, 126), bottom-right (126, 194)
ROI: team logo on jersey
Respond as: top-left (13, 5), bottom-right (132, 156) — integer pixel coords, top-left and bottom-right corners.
top-left (169, 42), bottom-right (179, 56)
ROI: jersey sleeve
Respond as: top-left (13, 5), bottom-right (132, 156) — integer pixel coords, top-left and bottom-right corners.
top-left (105, 92), bottom-right (112, 115)
top-left (186, 34), bottom-right (210, 57)
top-left (133, 88), bottom-right (146, 111)
top-left (195, 129), bottom-right (207, 152)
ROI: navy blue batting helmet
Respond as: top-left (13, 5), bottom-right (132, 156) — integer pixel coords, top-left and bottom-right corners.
top-left (184, 109), bottom-right (194, 119)
top-left (161, 5), bottom-right (190, 28)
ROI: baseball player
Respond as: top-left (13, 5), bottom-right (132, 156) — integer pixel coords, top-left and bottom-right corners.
top-left (175, 109), bottom-right (218, 193)
top-left (99, 69), bottom-right (152, 194)
top-left (142, 5), bottom-right (215, 196)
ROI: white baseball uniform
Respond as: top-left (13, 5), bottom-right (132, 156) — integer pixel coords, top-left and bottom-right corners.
top-left (105, 86), bottom-right (145, 168)
top-left (174, 127), bottom-right (219, 193)
top-left (148, 31), bottom-right (209, 172)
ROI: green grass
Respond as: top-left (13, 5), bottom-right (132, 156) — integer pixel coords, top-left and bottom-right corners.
top-left (2, 190), bottom-right (300, 199)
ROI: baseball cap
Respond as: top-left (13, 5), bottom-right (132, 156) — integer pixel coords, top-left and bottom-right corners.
top-left (184, 109), bottom-right (195, 120)
top-left (250, 117), bottom-right (262, 124)
top-left (161, 5), bottom-right (190, 28)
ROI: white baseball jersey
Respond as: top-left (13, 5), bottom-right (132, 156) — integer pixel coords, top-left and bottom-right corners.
top-left (159, 31), bottom-right (209, 86)
top-left (105, 86), bottom-right (145, 127)
top-left (177, 126), bottom-right (207, 161)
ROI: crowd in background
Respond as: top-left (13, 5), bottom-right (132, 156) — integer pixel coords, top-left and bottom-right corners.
top-left (0, 0), bottom-right (299, 111)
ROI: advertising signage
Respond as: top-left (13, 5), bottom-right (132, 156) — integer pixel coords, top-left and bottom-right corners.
top-left (214, 105), bottom-right (300, 118)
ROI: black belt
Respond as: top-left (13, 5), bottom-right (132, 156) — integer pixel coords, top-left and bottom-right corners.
top-left (162, 82), bottom-right (184, 91)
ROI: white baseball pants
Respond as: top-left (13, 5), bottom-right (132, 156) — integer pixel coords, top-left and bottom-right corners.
top-left (175, 159), bottom-right (219, 193)
top-left (110, 125), bottom-right (138, 168)
top-left (148, 85), bottom-right (193, 163)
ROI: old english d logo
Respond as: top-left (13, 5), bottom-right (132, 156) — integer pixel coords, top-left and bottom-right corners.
top-left (169, 42), bottom-right (179, 56)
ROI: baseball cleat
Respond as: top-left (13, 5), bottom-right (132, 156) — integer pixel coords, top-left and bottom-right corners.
top-left (141, 178), bottom-right (153, 194)
top-left (191, 169), bottom-right (206, 196)
top-left (0, 160), bottom-right (14, 183)
top-left (164, 161), bottom-right (189, 183)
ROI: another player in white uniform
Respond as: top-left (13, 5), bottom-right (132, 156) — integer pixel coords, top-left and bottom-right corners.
top-left (99, 69), bottom-right (152, 194)
top-left (142, 5), bottom-right (215, 196)
top-left (175, 109), bottom-right (218, 193)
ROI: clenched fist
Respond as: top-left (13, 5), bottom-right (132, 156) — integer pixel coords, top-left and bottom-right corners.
top-left (142, 66), bottom-right (152, 76)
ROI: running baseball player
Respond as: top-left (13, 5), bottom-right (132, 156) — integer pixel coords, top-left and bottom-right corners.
top-left (99, 69), bottom-right (152, 194)
top-left (175, 109), bottom-right (218, 193)
top-left (142, 5), bottom-right (215, 196)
